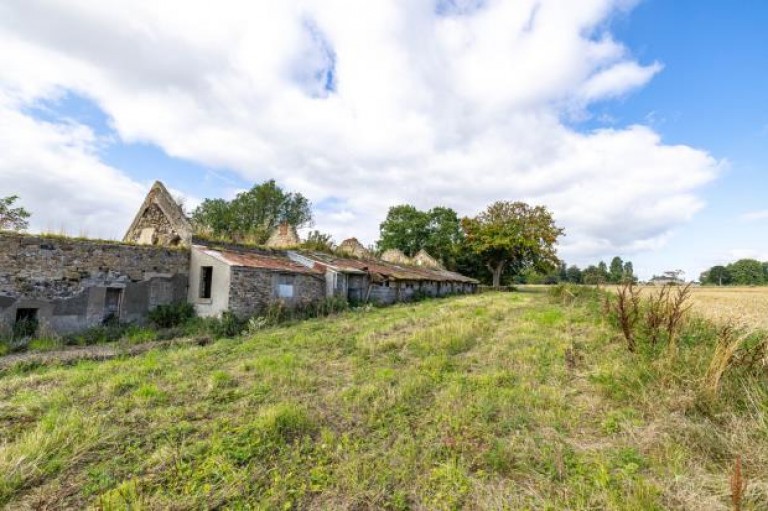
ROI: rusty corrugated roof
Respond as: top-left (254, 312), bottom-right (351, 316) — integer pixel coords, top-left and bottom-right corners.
top-left (198, 247), bottom-right (322, 276)
top-left (299, 252), bottom-right (478, 283)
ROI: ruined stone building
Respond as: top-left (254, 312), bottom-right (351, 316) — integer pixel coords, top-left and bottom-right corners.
top-left (124, 181), bottom-right (193, 247)
top-left (0, 233), bottom-right (188, 335)
top-left (1, 181), bottom-right (477, 337)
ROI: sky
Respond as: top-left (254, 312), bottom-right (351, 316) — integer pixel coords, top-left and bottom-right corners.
top-left (0, 0), bottom-right (766, 280)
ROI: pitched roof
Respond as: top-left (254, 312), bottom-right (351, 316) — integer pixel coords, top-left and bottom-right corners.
top-left (196, 246), bottom-right (322, 276)
top-left (337, 238), bottom-right (371, 258)
top-left (124, 181), bottom-right (193, 246)
top-left (265, 223), bottom-right (301, 248)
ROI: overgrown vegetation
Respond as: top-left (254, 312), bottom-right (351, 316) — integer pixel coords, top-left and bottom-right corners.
top-left (147, 302), bottom-right (196, 329)
top-left (1, 297), bottom-right (353, 356)
top-left (1, 291), bottom-right (765, 508)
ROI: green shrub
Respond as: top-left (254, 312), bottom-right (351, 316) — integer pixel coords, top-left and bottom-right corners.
top-left (208, 311), bottom-right (247, 338)
top-left (148, 302), bottom-right (196, 328)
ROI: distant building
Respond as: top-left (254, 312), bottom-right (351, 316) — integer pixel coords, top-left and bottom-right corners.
top-left (648, 270), bottom-right (685, 285)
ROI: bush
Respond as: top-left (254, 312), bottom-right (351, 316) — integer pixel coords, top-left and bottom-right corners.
top-left (208, 311), bottom-right (248, 338)
top-left (148, 302), bottom-right (196, 328)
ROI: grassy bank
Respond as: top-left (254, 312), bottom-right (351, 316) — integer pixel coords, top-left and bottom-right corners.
top-left (0, 291), bottom-right (765, 509)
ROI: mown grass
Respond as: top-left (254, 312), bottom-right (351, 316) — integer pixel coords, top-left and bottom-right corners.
top-left (0, 291), bottom-right (765, 509)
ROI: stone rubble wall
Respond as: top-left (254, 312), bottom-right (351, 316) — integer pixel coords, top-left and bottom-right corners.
top-left (0, 232), bottom-right (189, 334)
top-left (228, 267), bottom-right (325, 318)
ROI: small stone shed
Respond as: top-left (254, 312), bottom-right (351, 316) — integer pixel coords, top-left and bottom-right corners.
top-left (0, 232), bottom-right (188, 335)
top-left (288, 251), bottom-right (478, 304)
top-left (189, 245), bottom-right (325, 318)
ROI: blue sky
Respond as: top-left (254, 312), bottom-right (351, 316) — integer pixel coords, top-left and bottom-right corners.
top-left (599, 0), bottom-right (768, 278)
top-left (0, 0), bottom-right (765, 279)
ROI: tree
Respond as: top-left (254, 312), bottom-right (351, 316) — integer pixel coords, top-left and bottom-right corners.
top-left (0, 195), bottom-right (30, 231)
top-left (622, 261), bottom-right (636, 283)
top-left (192, 180), bottom-right (312, 244)
top-left (461, 201), bottom-right (564, 287)
top-left (582, 265), bottom-right (603, 285)
top-left (727, 259), bottom-right (764, 286)
top-left (566, 265), bottom-right (583, 283)
top-left (609, 256), bottom-right (624, 283)
top-left (378, 205), bottom-right (464, 267)
top-left (702, 265), bottom-right (731, 286)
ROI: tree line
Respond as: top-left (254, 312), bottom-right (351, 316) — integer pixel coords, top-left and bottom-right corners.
top-left (512, 256), bottom-right (636, 285)
top-left (700, 259), bottom-right (768, 286)
top-left (2, 181), bottom-right (566, 287)
top-left (193, 181), bottom-right (564, 286)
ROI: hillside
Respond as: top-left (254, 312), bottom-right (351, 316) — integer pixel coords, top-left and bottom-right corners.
top-left (1, 291), bottom-right (765, 509)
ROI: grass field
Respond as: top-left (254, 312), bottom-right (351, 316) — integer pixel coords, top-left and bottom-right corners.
top-left (1, 291), bottom-right (766, 509)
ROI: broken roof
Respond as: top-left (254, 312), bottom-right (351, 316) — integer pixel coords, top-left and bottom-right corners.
top-left (296, 251), bottom-right (478, 284)
top-left (196, 246), bottom-right (322, 276)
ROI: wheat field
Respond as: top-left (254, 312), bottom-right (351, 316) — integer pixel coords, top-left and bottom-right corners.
top-left (629, 286), bottom-right (768, 329)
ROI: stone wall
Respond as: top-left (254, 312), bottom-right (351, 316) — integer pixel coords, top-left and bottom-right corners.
top-left (0, 232), bottom-right (189, 334)
top-left (228, 268), bottom-right (325, 318)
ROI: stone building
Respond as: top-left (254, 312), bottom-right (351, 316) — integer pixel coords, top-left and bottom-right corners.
top-left (189, 245), bottom-right (325, 318)
top-left (0, 232), bottom-right (188, 335)
top-left (1, 181), bottom-right (479, 338)
top-left (380, 248), bottom-right (410, 265)
top-left (265, 223), bottom-right (301, 249)
top-left (288, 251), bottom-right (478, 304)
top-left (412, 249), bottom-right (442, 269)
top-left (123, 181), bottom-right (193, 247)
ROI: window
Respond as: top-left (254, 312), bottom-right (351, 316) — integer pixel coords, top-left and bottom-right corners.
top-left (14, 308), bottom-right (38, 338)
top-left (277, 274), bottom-right (295, 299)
top-left (200, 266), bottom-right (213, 299)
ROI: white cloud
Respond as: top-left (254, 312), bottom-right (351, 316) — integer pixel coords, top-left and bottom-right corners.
top-left (0, 93), bottom-right (146, 238)
top-left (741, 210), bottom-right (768, 222)
top-left (0, 0), bottom-right (720, 263)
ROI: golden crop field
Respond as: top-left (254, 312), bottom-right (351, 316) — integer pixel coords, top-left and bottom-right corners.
top-left (633, 285), bottom-right (768, 329)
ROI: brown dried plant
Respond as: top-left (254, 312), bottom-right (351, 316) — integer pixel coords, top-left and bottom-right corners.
top-left (609, 281), bottom-right (643, 352)
top-left (730, 455), bottom-right (746, 511)
top-left (644, 284), bottom-right (670, 346)
top-left (665, 283), bottom-right (693, 355)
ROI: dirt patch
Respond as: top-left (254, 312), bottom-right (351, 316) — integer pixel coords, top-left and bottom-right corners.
top-left (0, 337), bottom-right (212, 372)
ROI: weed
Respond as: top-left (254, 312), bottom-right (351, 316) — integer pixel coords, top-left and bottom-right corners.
top-left (606, 281), bottom-right (642, 351)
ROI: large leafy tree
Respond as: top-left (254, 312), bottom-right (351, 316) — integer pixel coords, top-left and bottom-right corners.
top-left (727, 259), bottom-right (764, 285)
top-left (192, 180), bottom-right (312, 244)
top-left (461, 201), bottom-right (564, 287)
top-left (378, 205), bottom-right (464, 267)
top-left (0, 195), bottom-right (30, 231)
